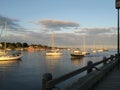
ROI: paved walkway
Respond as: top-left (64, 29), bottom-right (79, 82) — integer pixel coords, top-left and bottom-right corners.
top-left (93, 66), bottom-right (120, 90)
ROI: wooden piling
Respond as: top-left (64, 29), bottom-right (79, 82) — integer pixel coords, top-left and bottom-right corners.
top-left (42, 73), bottom-right (52, 90)
top-left (87, 61), bottom-right (93, 74)
top-left (103, 57), bottom-right (107, 65)
top-left (110, 55), bottom-right (114, 61)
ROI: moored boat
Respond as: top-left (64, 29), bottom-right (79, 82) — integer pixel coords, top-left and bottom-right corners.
top-left (46, 49), bottom-right (62, 56)
top-left (82, 51), bottom-right (90, 55)
top-left (0, 22), bottom-right (23, 61)
top-left (0, 53), bottom-right (22, 60)
top-left (70, 49), bottom-right (84, 59)
top-left (46, 32), bottom-right (62, 56)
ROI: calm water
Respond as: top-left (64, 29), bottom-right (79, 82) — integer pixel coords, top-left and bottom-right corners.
top-left (0, 49), bottom-right (116, 90)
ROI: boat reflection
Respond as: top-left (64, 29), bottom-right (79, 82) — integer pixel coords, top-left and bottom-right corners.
top-left (46, 56), bottom-right (62, 74)
top-left (0, 60), bottom-right (21, 68)
top-left (46, 55), bottom-right (62, 60)
top-left (71, 58), bottom-right (84, 66)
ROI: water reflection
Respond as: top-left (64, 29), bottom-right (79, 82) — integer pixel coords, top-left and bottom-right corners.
top-left (0, 60), bottom-right (21, 90)
top-left (0, 60), bottom-right (21, 69)
top-left (46, 56), bottom-right (62, 74)
top-left (46, 55), bottom-right (62, 60)
top-left (0, 50), bottom-right (116, 90)
top-left (71, 58), bottom-right (84, 66)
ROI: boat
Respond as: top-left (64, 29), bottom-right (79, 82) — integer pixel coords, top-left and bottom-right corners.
top-left (97, 48), bottom-right (104, 52)
top-left (92, 50), bottom-right (97, 53)
top-left (0, 53), bottom-right (22, 60)
top-left (46, 32), bottom-right (62, 56)
top-left (46, 49), bottom-right (62, 56)
top-left (0, 32), bottom-right (5, 55)
top-left (82, 51), bottom-right (90, 55)
top-left (82, 34), bottom-right (90, 55)
top-left (97, 48), bottom-right (109, 52)
top-left (103, 48), bottom-right (109, 51)
top-left (0, 22), bottom-right (22, 60)
top-left (70, 49), bottom-right (84, 59)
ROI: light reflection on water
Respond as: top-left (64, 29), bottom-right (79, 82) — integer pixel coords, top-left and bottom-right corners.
top-left (0, 60), bottom-right (21, 70)
top-left (0, 49), bottom-right (116, 90)
top-left (45, 55), bottom-right (62, 74)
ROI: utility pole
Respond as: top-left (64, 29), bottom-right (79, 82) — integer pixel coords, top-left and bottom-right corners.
top-left (115, 0), bottom-right (120, 69)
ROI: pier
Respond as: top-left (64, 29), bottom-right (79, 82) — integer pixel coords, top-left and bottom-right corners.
top-left (42, 54), bottom-right (120, 90)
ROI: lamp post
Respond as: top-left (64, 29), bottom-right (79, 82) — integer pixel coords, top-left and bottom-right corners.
top-left (116, 0), bottom-right (120, 69)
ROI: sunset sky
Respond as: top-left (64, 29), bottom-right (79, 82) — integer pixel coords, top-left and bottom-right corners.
top-left (0, 0), bottom-right (118, 48)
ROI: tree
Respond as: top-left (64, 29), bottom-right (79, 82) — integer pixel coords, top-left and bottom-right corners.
top-left (16, 42), bottom-right (22, 48)
top-left (8, 43), bottom-right (16, 49)
top-left (23, 43), bottom-right (28, 47)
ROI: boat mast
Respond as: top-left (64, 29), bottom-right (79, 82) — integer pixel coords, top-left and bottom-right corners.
top-left (52, 32), bottom-right (54, 50)
top-left (4, 21), bottom-right (7, 54)
top-left (83, 34), bottom-right (86, 52)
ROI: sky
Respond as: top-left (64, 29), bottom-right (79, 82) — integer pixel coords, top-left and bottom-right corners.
top-left (0, 0), bottom-right (118, 48)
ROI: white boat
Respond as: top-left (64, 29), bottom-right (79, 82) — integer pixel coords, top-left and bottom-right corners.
top-left (0, 53), bottom-right (22, 60)
top-left (97, 49), bottom-right (104, 52)
top-left (103, 48), bottom-right (109, 51)
top-left (46, 49), bottom-right (62, 56)
top-left (0, 22), bottom-right (23, 60)
top-left (46, 32), bottom-right (62, 56)
top-left (82, 51), bottom-right (90, 55)
top-left (82, 34), bottom-right (90, 55)
top-left (92, 50), bottom-right (97, 53)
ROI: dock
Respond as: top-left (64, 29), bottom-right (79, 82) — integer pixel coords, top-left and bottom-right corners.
top-left (42, 54), bottom-right (120, 90)
top-left (93, 66), bottom-right (120, 90)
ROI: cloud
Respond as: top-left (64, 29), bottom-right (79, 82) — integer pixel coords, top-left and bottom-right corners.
top-left (71, 27), bottom-right (117, 48)
top-left (74, 27), bottom-right (116, 36)
top-left (0, 15), bottom-right (31, 36)
top-left (0, 16), bottom-right (116, 48)
top-left (0, 15), bottom-right (21, 30)
top-left (2, 27), bottom-right (116, 48)
top-left (39, 19), bottom-right (80, 31)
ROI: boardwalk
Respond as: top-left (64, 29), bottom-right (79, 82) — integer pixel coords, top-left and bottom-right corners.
top-left (93, 66), bottom-right (120, 90)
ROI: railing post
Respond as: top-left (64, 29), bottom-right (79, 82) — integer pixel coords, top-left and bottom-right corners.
top-left (115, 54), bottom-right (117, 61)
top-left (103, 57), bottom-right (107, 65)
top-left (116, 53), bottom-right (120, 70)
top-left (42, 73), bottom-right (52, 90)
top-left (110, 55), bottom-right (114, 61)
top-left (87, 61), bottom-right (93, 74)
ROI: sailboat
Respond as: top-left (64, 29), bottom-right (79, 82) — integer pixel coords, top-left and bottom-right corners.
top-left (0, 26), bottom-right (6, 55)
top-left (0, 22), bottom-right (22, 60)
top-left (92, 40), bottom-right (97, 53)
top-left (0, 53), bottom-right (23, 60)
top-left (46, 32), bottom-right (62, 56)
top-left (81, 35), bottom-right (90, 55)
top-left (70, 48), bottom-right (84, 59)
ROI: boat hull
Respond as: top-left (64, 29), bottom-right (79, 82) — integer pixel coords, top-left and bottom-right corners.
top-left (70, 54), bottom-right (84, 59)
top-left (0, 54), bottom-right (22, 61)
top-left (46, 52), bottom-right (62, 56)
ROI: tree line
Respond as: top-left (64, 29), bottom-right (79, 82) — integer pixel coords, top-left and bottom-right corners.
top-left (0, 42), bottom-right (28, 49)
top-left (0, 42), bottom-right (51, 50)
top-left (0, 42), bottom-right (66, 50)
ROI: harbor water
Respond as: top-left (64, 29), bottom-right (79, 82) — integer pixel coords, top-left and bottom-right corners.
top-left (0, 49), bottom-right (116, 90)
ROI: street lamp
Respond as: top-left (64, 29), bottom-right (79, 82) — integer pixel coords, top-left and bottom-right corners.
top-left (116, 0), bottom-right (120, 69)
